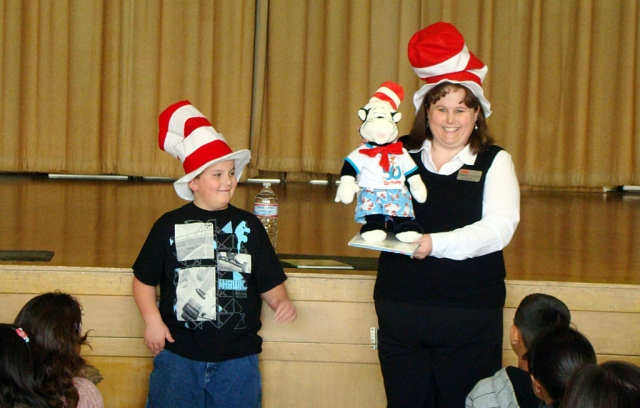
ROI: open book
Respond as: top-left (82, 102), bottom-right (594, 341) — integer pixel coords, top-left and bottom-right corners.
top-left (348, 234), bottom-right (419, 256)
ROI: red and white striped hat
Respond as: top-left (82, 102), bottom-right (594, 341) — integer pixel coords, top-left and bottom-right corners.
top-left (368, 81), bottom-right (404, 110)
top-left (408, 22), bottom-right (491, 117)
top-left (158, 100), bottom-right (251, 201)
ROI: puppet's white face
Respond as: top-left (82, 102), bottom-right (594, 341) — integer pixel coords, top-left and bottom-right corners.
top-left (358, 102), bottom-right (401, 145)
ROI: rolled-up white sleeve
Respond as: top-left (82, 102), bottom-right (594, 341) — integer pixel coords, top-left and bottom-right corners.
top-left (430, 150), bottom-right (520, 260)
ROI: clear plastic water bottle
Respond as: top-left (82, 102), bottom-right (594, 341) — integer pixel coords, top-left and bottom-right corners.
top-left (254, 183), bottom-right (278, 251)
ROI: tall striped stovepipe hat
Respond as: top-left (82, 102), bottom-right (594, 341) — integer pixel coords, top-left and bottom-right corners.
top-left (408, 22), bottom-right (491, 117)
top-left (158, 100), bottom-right (251, 200)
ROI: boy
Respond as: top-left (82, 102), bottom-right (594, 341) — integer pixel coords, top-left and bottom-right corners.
top-left (133, 101), bottom-right (296, 408)
top-left (528, 325), bottom-right (596, 407)
top-left (465, 293), bottom-right (570, 408)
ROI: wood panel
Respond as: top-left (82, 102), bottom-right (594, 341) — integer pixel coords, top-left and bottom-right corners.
top-left (0, 293), bottom-right (145, 338)
top-left (90, 356), bottom-right (152, 408)
top-left (261, 361), bottom-right (386, 408)
top-left (2, 266), bottom-right (640, 407)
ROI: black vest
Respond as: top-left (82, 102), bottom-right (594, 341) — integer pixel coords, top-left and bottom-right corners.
top-left (374, 145), bottom-right (506, 308)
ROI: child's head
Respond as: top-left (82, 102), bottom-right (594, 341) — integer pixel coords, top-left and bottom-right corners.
top-left (0, 324), bottom-right (49, 408)
top-left (15, 291), bottom-right (87, 358)
top-left (14, 291), bottom-right (89, 407)
top-left (188, 159), bottom-right (238, 211)
top-left (511, 293), bottom-right (571, 356)
top-left (528, 325), bottom-right (596, 407)
top-left (562, 360), bottom-right (640, 408)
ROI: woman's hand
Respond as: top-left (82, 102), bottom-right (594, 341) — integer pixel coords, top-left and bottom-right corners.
top-left (411, 234), bottom-right (433, 260)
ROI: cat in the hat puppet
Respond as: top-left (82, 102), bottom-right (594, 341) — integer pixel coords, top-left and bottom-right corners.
top-left (334, 81), bottom-right (427, 243)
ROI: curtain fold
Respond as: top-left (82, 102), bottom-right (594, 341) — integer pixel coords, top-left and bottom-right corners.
top-left (0, 0), bottom-right (256, 180)
top-left (111, 0), bottom-right (257, 179)
top-left (0, 0), bottom-right (638, 187)
top-left (256, 0), bottom-right (640, 186)
top-left (256, 0), bottom-right (422, 175)
top-left (490, 0), bottom-right (640, 186)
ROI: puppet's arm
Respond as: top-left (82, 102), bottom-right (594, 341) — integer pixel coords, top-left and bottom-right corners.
top-left (334, 161), bottom-right (360, 204)
top-left (407, 173), bottom-right (427, 203)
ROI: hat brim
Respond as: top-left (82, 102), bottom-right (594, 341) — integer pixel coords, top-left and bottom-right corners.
top-left (413, 80), bottom-right (492, 118)
top-left (173, 149), bottom-right (251, 201)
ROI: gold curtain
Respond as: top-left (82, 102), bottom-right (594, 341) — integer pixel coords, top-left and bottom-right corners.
top-left (256, 0), bottom-right (640, 186)
top-left (0, 0), bottom-right (256, 180)
top-left (252, 1), bottom-right (417, 174)
top-left (1, 0), bottom-right (639, 187)
top-left (488, 1), bottom-right (640, 186)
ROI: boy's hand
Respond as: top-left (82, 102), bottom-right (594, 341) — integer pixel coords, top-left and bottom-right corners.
top-left (132, 278), bottom-right (174, 356)
top-left (273, 299), bottom-right (297, 323)
top-left (144, 319), bottom-right (175, 356)
top-left (261, 283), bottom-right (297, 323)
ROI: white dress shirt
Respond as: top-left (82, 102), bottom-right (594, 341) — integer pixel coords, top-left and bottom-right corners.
top-left (414, 140), bottom-right (520, 260)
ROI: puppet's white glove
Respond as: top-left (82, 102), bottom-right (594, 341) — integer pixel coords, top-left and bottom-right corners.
top-left (334, 175), bottom-right (360, 204)
top-left (407, 174), bottom-right (427, 203)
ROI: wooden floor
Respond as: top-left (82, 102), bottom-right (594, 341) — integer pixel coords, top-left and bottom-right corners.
top-left (1, 173), bottom-right (639, 285)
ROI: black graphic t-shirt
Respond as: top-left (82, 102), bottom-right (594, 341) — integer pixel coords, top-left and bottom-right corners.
top-left (133, 203), bottom-right (286, 362)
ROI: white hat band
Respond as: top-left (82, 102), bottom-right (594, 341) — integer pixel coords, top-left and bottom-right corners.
top-left (412, 45), bottom-right (471, 80)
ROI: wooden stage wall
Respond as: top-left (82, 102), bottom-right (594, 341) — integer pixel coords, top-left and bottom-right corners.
top-left (1, 266), bottom-right (639, 407)
top-left (1, 175), bottom-right (640, 407)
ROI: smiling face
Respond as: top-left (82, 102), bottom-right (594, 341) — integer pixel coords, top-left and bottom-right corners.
top-left (188, 160), bottom-right (237, 211)
top-left (427, 86), bottom-right (479, 154)
top-left (359, 102), bottom-right (400, 145)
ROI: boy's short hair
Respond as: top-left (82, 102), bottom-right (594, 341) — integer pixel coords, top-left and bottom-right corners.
top-left (513, 293), bottom-right (571, 349)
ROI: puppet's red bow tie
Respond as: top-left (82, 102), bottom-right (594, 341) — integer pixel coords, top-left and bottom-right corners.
top-left (358, 142), bottom-right (403, 172)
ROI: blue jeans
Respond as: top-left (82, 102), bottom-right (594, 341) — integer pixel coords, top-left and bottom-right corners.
top-left (146, 350), bottom-right (262, 408)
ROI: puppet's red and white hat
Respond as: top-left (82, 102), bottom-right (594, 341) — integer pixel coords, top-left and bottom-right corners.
top-left (158, 100), bottom-right (251, 201)
top-left (368, 81), bottom-right (404, 110)
top-left (408, 22), bottom-right (491, 117)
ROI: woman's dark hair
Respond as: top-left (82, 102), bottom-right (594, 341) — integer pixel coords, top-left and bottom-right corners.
top-left (514, 293), bottom-right (571, 349)
top-left (561, 361), bottom-right (640, 408)
top-left (528, 326), bottom-right (597, 407)
top-left (403, 81), bottom-right (494, 153)
top-left (0, 324), bottom-right (50, 408)
top-left (14, 291), bottom-right (90, 408)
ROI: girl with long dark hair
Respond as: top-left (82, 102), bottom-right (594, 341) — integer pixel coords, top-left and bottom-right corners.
top-left (15, 292), bottom-right (103, 408)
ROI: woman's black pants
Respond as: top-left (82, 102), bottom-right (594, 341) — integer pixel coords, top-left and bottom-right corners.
top-left (375, 299), bottom-right (503, 408)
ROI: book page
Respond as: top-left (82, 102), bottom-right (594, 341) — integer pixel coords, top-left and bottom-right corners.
top-left (348, 234), bottom-right (418, 256)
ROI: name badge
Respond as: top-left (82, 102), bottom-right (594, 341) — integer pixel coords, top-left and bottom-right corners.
top-left (457, 169), bottom-right (482, 182)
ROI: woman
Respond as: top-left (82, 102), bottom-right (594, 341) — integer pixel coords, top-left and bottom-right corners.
top-left (0, 324), bottom-right (50, 408)
top-left (14, 292), bottom-right (104, 408)
top-left (374, 22), bottom-right (520, 407)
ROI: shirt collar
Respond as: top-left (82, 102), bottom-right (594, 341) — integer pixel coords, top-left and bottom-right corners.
top-left (410, 139), bottom-right (477, 165)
